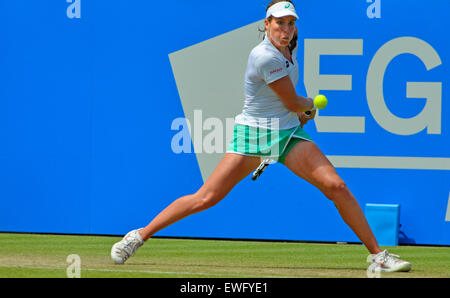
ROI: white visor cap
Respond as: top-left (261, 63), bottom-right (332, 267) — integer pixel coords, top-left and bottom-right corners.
top-left (266, 2), bottom-right (299, 20)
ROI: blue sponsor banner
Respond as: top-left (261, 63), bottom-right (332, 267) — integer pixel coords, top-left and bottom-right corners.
top-left (0, 1), bottom-right (449, 245)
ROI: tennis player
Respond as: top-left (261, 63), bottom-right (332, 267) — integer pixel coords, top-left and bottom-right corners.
top-left (111, 0), bottom-right (411, 273)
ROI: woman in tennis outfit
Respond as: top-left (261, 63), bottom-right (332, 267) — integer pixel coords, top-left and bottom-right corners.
top-left (111, 0), bottom-right (411, 273)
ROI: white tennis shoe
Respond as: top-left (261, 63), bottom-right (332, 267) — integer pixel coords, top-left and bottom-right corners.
top-left (111, 229), bottom-right (144, 264)
top-left (371, 250), bottom-right (412, 273)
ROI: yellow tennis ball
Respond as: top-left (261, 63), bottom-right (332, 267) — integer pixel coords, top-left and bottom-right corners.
top-left (314, 95), bottom-right (328, 110)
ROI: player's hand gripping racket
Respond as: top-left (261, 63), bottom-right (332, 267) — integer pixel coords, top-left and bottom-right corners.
top-left (251, 95), bottom-right (328, 181)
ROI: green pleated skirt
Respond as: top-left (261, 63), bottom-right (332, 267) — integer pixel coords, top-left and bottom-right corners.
top-left (227, 124), bottom-right (313, 164)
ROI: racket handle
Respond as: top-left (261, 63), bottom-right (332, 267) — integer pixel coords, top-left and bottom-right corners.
top-left (305, 107), bottom-right (317, 117)
top-left (252, 160), bottom-right (271, 181)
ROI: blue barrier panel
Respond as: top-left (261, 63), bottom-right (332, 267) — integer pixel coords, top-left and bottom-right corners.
top-left (0, 1), bottom-right (449, 245)
top-left (365, 204), bottom-right (400, 246)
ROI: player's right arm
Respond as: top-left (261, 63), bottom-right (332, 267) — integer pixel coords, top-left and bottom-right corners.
top-left (268, 76), bottom-right (314, 113)
top-left (255, 52), bottom-right (313, 113)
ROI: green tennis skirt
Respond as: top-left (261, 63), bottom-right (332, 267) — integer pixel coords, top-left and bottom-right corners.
top-left (227, 124), bottom-right (313, 164)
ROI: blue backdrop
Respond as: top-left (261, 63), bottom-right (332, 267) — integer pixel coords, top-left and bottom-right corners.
top-left (1, 0), bottom-right (449, 245)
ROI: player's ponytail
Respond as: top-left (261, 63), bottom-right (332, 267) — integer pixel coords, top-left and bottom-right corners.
top-left (289, 27), bottom-right (297, 53)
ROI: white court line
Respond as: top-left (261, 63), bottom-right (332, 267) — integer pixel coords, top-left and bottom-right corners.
top-left (2, 265), bottom-right (289, 278)
top-left (327, 155), bottom-right (450, 171)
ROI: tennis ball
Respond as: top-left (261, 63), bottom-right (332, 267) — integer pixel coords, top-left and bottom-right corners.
top-left (314, 95), bottom-right (328, 110)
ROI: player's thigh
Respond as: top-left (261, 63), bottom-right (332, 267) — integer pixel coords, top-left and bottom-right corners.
top-left (197, 153), bottom-right (261, 203)
top-left (282, 141), bottom-right (343, 194)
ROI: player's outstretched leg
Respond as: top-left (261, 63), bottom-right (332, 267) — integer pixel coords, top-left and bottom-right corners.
top-left (111, 153), bottom-right (260, 264)
top-left (283, 140), bottom-right (411, 272)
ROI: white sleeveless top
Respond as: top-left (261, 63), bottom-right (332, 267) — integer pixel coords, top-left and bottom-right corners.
top-left (234, 36), bottom-right (300, 130)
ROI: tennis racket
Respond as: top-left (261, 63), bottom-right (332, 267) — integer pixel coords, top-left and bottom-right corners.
top-left (252, 159), bottom-right (272, 181)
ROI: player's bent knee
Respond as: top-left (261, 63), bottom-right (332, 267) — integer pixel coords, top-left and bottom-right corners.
top-left (321, 178), bottom-right (349, 201)
top-left (192, 191), bottom-right (223, 213)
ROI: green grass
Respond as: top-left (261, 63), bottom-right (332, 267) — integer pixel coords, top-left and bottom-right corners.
top-left (0, 233), bottom-right (449, 278)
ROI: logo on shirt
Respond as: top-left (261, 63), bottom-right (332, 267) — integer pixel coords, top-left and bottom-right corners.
top-left (269, 68), bottom-right (283, 75)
